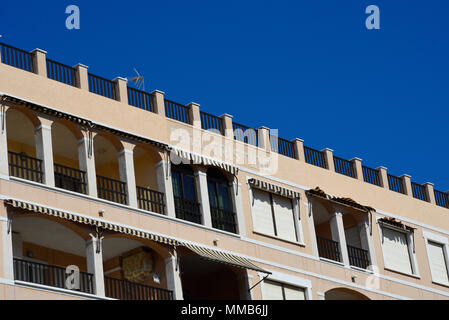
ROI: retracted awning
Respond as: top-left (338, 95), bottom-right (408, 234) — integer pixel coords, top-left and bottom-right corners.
top-left (248, 178), bottom-right (301, 199)
top-left (171, 147), bottom-right (239, 176)
top-left (180, 242), bottom-right (271, 274)
top-left (5, 199), bottom-right (178, 246)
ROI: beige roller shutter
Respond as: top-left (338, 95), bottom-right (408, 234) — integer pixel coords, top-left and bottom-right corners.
top-left (382, 227), bottom-right (413, 274)
top-left (252, 190), bottom-right (275, 236)
top-left (272, 195), bottom-right (297, 242)
top-left (283, 285), bottom-right (306, 300)
top-left (428, 241), bottom-right (449, 285)
top-left (262, 280), bottom-right (284, 300)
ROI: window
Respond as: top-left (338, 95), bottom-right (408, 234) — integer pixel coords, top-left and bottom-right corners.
top-left (423, 231), bottom-right (449, 286)
top-left (252, 189), bottom-right (298, 242)
top-left (263, 280), bottom-right (306, 300)
top-left (381, 226), bottom-right (413, 275)
top-left (171, 165), bottom-right (201, 224)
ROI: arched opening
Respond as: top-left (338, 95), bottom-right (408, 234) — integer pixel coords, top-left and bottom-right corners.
top-left (206, 168), bottom-right (237, 233)
top-left (171, 164), bottom-right (201, 224)
top-left (133, 144), bottom-right (165, 214)
top-left (6, 107), bottom-right (42, 183)
top-left (51, 119), bottom-right (86, 194)
top-left (325, 287), bottom-right (370, 300)
top-left (102, 235), bottom-right (173, 300)
top-left (94, 133), bottom-right (127, 204)
top-left (11, 215), bottom-right (94, 294)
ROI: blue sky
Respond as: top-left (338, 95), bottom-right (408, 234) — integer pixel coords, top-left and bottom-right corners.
top-left (1, 1), bottom-right (448, 191)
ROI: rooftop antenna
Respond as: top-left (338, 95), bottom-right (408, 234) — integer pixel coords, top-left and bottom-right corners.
top-left (128, 67), bottom-right (145, 91)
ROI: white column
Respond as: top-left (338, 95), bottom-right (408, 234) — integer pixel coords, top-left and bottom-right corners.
top-left (165, 255), bottom-right (183, 300)
top-left (230, 181), bottom-right (246, 236)
top-left (306, 202), bottom-right (319, 257)
top-left (358, 219), bottom-right (377, 270)
top-left (194, 168), bottom-right (212, 227)
top-left (0, 108), bottom-right (9, 178)
top-left (118, 148), bottom-right (138, 208)
top-left (329, 211), bottom-right (349, 265)
top-left (86, 238), bottom-right (105, 297)
top-left (293, 199), bottom-right (304, 243)
top-left (156, 159), bottom-right (176, 218)
top-left (78, 137), bottom-right (97, 197)
top-left (35, 123), bottom-right (55, 187)
top-left (1, 218), bottom-right (14, 281)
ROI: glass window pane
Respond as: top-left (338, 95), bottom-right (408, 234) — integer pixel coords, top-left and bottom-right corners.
top-left (218, 184), bottom-right (231, 211)
top-left (208, 181), bottom-right (218, 208)
top-left (183, 175), bottom-right (196, 201)
top-left (171, 171), bottom-right (182, 198)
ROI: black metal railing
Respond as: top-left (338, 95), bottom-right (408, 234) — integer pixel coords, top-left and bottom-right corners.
top-left (54, 163), bottom-right (87, 194)
top-left (232, 122), bottom-right (258, 146)
top-left (136, 186), bottom-right (165, 214)
top-left (8, 151), bottom-right (43, 183)
top-left (14, 258), bottom-right (94, 294)
top-left (96, 175), bottom-right (128, 205)
top-left (304, 146), bottom-right (326, 168)
top-left (411, 182), bottom-right (428, 201)
top-left (363, 165), bottom-right (380, 186)
top-left (104, 276), bottom-right (173, 300)
top-left (270, 135), bottom-right (295, 158)
top-left (347, 245), bottom-right (370, 269)
top-left (435, 189), bottom-right (449, 209)
top-left (200, 111), bottom-right (223, 134)
top-left (0, 43), bottom-right (34, 72)
top-left (164, 99), bottom-right (190, 124)
top-left (388, 174), bottom-right (405, 194)
top-left (210, 207), bottom-right (237, 234)
top-left (174, 197), bottom-right (202, 224)
top-left (88, 73), bottom-right (117, 100)
top-left (127, 87), bottom-right (153, 112)
top-left (333, 156), bottom-right (355, 178)
top-left (317, 237), bottom-right (341, 262)
top-left (46, 59), bottom-right (77, 86)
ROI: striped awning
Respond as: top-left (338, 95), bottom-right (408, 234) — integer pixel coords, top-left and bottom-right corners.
top-left (248, 178), bottom-right (301, 199)
top-left (5, 199), bottom-right (178, 246)
top-left (171, 148), bottom-right (239, 176)
top-left (180, 242), bottom-right (271, 274)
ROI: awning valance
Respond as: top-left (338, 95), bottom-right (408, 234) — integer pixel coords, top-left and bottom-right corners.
top-left (180, 242), bottom-right (271, 274)
top-left (171, 148), bottom-right (239, 176)
top-left (5, 199), bottom-right (178, 246)
top-left (248, 178), bottom-right (301, 199)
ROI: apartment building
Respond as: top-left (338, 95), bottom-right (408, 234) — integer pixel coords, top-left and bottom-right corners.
top-left (0, 42), bottom-right (448, 300)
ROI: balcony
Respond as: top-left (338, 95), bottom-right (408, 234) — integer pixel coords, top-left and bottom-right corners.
top-left (8, 151), bottom-right (43, 183)
top-left (211, 207), bottom-right (237, 234)
top-left (13, 258), bottom-right (94, 295)
top-left (54, 163), bottom-right (87, 194)
top-left (104, 276), bottom-right (173, 300)
top-left (317, 237), bottom-right (342, 263)
top-left (136, 186), bottom-right (165, 214)
top-left (96, 175), bottom-right (128, 205)
top-left (347, 245), bottom-right (370, 269)
top-left (174, 197), bottom-right (202, 224)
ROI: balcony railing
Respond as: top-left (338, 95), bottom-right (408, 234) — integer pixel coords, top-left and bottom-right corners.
top-left (174, 197), bottom-right (202, 224)
top-left (388, 174), bottom-right (405, 194)
top-left (270, 135), bottom-right (295, 159)
top-left (88, 73), bottom-right (117, 100)
top-left (304, 146), bottom-right (326, 168)
top-left (411, 182), bottom-right (428, 201)
top-left (13, 258), bottom-right (94, 294)
top-left (210, 207), bottom-right (237, 234)
top-left (435, 189), bottom-right (449, 209)
top-left (317, 237), bottom-right (341, 262)
top-left (200, 111), bottom-right (223, 134)
top-left (127, 87), bottom-right (153, 112)
top-left (46, 59), bottom-right (77, 86)
top-left (136, 186), bottom-right (165, 214)
top-left (54, 163), bottom-right (87, 194)
top-left (0, 43), bottom-right (34, 72)
top-left (164, 99), bottom-right (190, 124)
top-left (104, 276), bottom-right (173, 300)
top-left (96, 175), bottom-right (128, 205)
top-left (333, 156), bottom-right (355, 178)
top-left (8, 151), bottom-right (43, 183)
top-left (362, 165), bottom-right (380, 186)
top-left (232, 122), bottom-right (258, 146)
top-left (347, 245), bottom-right (370, 269)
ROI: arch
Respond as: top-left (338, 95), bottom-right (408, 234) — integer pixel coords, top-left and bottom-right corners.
top-left (94, 131), bottom-right (123, 152)
top-left (93, 132), bottom-right (122, 181)
top-left (324, 287), bottom-right (370, 300)
top-left (6, 105), bottom-right (41, 128)
top-left (133, 143), bottom-right (163, 191)
top-left (5, 107), bottom-right (41, 158)
top-left (51, 119), bottom-right (83, 171)
top-left (52, 118), bottom-right (83, 140)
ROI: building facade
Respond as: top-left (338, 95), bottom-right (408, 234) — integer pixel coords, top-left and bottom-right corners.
top-left (0, 42), bottom-right (448, 300)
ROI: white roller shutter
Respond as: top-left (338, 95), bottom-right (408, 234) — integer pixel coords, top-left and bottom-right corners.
top-left (272, 195), bottom-right (297, 242)
top-left (283, 285), bottom-right (306, 300)
top-left (262, 280), bottom-right (284, 300)
top-left (428, 241), bottom-right (449, 285)
top-left (382, 227), bottom-right (413, 274)
top-left (252, 190), bottom-right (275, 236)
